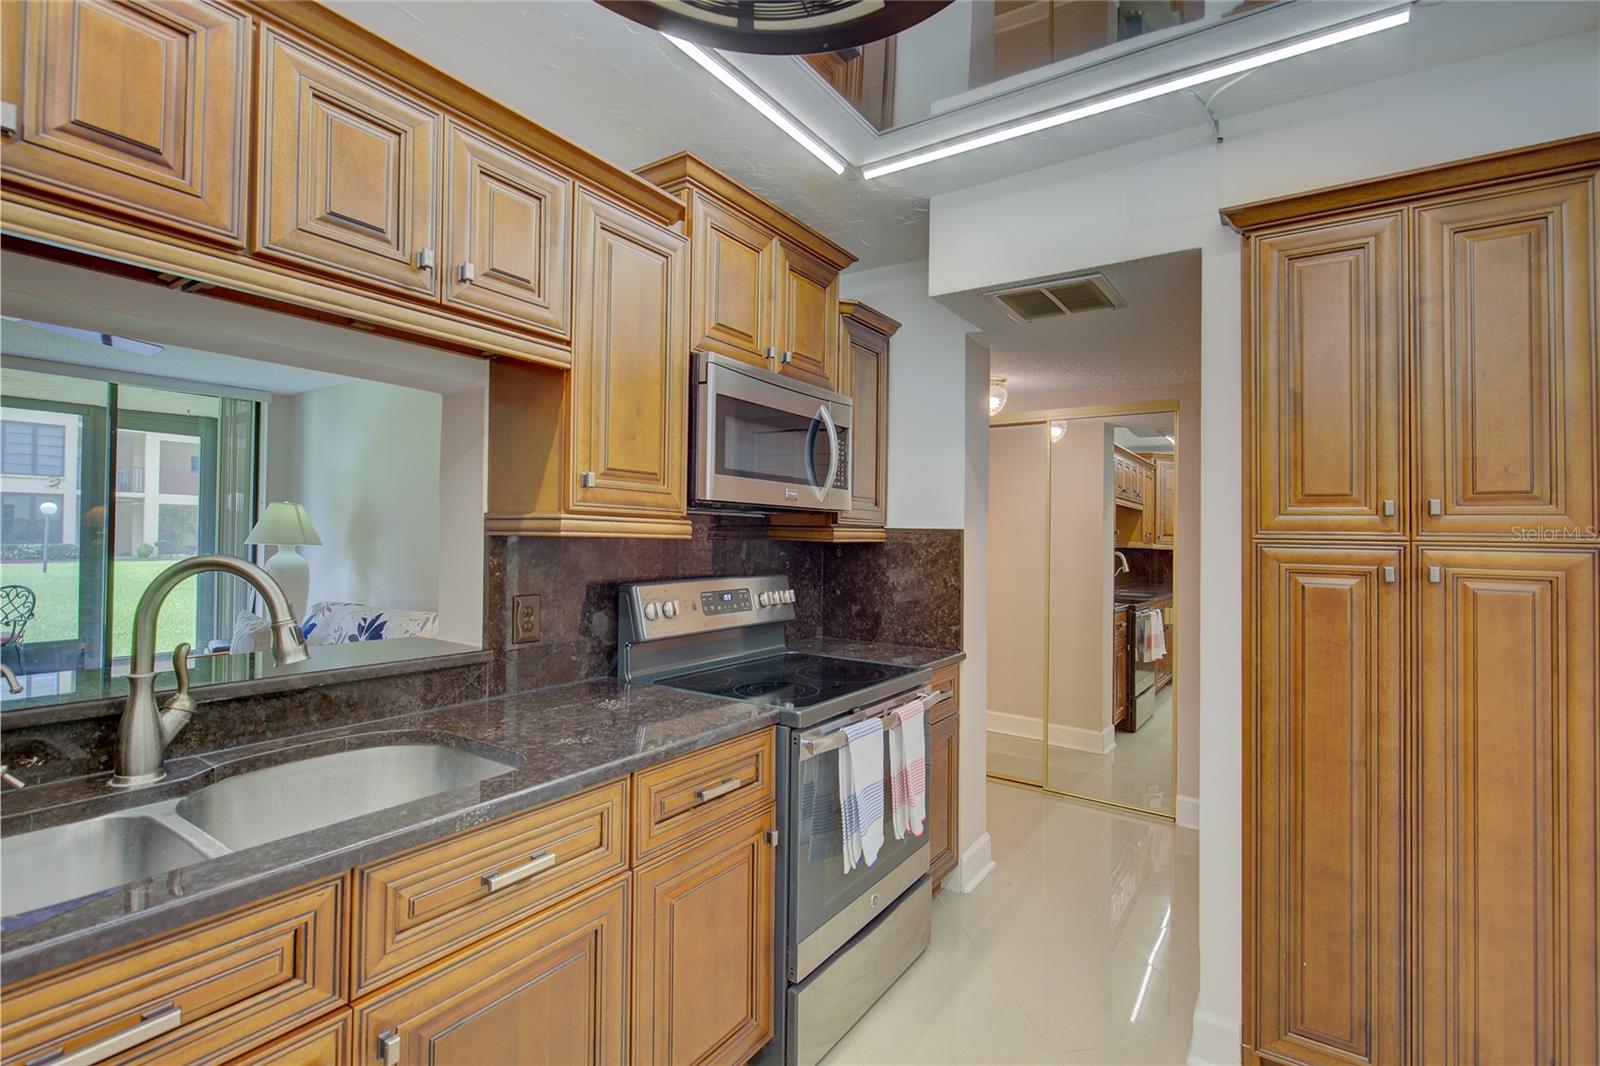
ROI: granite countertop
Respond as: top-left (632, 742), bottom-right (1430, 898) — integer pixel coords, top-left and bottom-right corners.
top-left (0, 638), bottom-right (962, 983)
top-left (787, 636), bottom-right (965, 672)
top-left (0, 679), bottom-right (773, 983)
top-left (1113, 584), bottom-right (1173, 607)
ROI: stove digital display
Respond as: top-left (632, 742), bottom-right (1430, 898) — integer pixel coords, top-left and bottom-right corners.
top-left (700, 588), bottom-right (752, 616)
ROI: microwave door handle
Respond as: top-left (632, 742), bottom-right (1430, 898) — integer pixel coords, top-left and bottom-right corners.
top-left (816, 404), bottom-right (840, 502)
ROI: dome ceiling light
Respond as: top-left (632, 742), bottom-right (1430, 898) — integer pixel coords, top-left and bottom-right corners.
top-left (599, 1), bottom-right (951, 55)
top-left (989, 378), bottom-right (1008, 417)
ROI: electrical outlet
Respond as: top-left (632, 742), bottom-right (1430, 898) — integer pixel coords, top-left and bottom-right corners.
top-left (511, 594), bottom-right (542, 644)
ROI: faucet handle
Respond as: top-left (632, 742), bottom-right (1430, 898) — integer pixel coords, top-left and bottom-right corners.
top-left (163, 642), bottom-right (197, 715)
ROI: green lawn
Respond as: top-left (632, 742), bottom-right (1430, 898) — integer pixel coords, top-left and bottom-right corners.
top-left (0, 559), bottom-right (199, 658)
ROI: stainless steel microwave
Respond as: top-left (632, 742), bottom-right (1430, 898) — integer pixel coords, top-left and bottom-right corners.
top-left (692, 351), bottom-right (852, 513)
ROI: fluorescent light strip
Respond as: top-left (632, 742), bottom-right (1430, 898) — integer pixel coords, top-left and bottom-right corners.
top-left (863, 7), bottom-right (1411, 179)
top-left (665, 35), bottom-right (848, 174)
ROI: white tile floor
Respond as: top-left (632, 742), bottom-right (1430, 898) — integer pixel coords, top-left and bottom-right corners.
top-left (821, 779), bottom-right (1199, 1066)
top-left (987, 685), bottom-right (1175, 816)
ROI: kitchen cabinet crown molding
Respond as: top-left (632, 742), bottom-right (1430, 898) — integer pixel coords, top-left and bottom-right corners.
top-left (1220, 131), bottom-right (1600, 232)
top-left (839, 300), bottom-right (902, 338)
top-left (636, 151), bottom-right (857, 272)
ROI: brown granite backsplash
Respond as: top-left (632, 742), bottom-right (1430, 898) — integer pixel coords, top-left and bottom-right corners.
top-left (1118, 547), bottom-right (1173, 590)
top-left (3, 519), bottom-right (961, 786)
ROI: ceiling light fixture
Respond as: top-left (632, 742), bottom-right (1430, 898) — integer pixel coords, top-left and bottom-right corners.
top-left (862, 7), bottom-right (1411, 179)
top-left (665, 34), bottom-right (848, 174)
top-left (989, 378), bottom-right (1008, 416)
top-left (1050, 420), bottom-right (1067, 443)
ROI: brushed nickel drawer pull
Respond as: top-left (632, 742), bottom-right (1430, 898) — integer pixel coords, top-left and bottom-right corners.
top-left (458, 261), bottom-right (476, 284)
top-left (1382, 499), bottom-right (1396, 516)
top-left (1383, 565), bottom-right (1397, 584)
top-left (378, 1029), bottom-right (401, 1066)
top-left (1428, 498), bottom-right (1442, 515)
top-left (415, 248), bottom-right (436, 270)
top-left (1428, 565), bottom-right (1442, 583)
top-left (41, 1005), bottom-right (181, 1066)
top-left (695, 777), bottom-right (743, 802)
top-left (482, 850), bottom-right (558, 892)
top-left (0, 101), bottom-right (18, 137)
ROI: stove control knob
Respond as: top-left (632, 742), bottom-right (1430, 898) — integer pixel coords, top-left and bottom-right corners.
top-left (783, 590), bottom-right (796, 604)
top-left (758, 591), bottom-right (772, 607)
top-left (663, 600), bottom-right (679, 618)
top-left (644, 601), bottom-right (660, 621)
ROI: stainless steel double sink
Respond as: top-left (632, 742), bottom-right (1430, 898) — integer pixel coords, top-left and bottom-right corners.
top-left (1, 742), bottom-right (518, 918)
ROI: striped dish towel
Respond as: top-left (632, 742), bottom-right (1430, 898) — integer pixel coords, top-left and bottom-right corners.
top-left (838, 718), bottom-right (886, 872)
top-left (888, 698), bottom-right (928, 838)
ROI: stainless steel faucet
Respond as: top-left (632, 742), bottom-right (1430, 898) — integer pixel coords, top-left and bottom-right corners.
top-left (1113, 551), bottom-right (1131, 576)
top-left (1, 663), bottom-right (20, 694)
top-left (111, 554), bottom-right (310, 788)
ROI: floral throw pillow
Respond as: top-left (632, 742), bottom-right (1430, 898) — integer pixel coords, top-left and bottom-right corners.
top-left (299, 601), bottom-right (439, 645)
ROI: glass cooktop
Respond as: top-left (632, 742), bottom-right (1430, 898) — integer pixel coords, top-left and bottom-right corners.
top-left (656, 653), bottom-right (916, 710)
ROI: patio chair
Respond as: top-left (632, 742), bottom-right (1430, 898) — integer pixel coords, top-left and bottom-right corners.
top-left (1, 584), bottom-right (36, 672)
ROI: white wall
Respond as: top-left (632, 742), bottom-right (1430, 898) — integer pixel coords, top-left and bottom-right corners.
top-left (267, 380), bottom-right (444, 622)
top-left (839, 260), bottom-right (994, 889)
top-left (840, 260), bottom-right (977, 529)
top-left (926, 30), bottom-right (1600, 1065)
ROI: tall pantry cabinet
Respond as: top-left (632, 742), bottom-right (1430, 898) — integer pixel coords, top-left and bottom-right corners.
top-left (1229, 134), bottom-right (1600, 1066)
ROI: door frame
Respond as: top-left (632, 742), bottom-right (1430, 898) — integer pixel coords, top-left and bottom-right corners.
top-left (987, 398), bottom-right (1182, 822)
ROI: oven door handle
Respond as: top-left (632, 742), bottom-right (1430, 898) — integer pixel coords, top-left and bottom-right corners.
top-left (798, 687), bottom-right (949, 761)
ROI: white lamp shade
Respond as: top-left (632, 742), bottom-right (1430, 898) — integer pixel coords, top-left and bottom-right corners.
top-left (246, 502), bottom-right (321, 547)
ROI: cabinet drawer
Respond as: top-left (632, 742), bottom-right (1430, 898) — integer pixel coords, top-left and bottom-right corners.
top-left (632, 729), bottom-right (775, 862)
top-left (352, 779), bottom-right (628, 997)
top-left (929, 664), bottom-right (961, 724)
top-left (224, 1009), bottom-right (351, 1066)
top-left (0, 877), bottom-right (345, 1066)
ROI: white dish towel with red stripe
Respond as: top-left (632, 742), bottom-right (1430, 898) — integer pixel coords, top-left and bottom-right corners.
top-left (888, 697), bottom-right (927, 839)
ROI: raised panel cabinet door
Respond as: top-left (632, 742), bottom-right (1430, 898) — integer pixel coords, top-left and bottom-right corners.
top-left (442, 119), bottom-right (571, 336)
top-left (1416, 549), bottom-right (1597, 1066)
top-left (5, 0), bottom-right (249, 245)
top-left (773, 240), bottom-right (840, 389)
top-left (1415, 178), bottom-right (1597, 538)
top-left (691, 196), bottom-right (775, 368)
top-left (351, 878), bottom-right (628, 1066)
top-left (1252, 213), bottom-right (1405, 535)
top-left (841, 321), bottom-right (889, 525)
top-left (1252, 546), bottom-right (1404, 1066)
top-left (257, 28), bottom-right (441, 298)
top-left (1141, 465), bottom-right (1156, 542)
top-left (928, 710), bottom-right (960, 889)
top-left (570, 190), bottom-right (690, 516)
top-left (631, 806), bottom-right (776, 1066)
top-left (1155, 456), bottom-right (1176, 546)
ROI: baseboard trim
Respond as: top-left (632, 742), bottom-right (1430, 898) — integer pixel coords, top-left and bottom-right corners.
top-left (1177, 793), bottom-right (1200, 829)
top-left (987, 714), bottom-right (1116, 754)
top-left (1187, 1008), bottom-right (1242, 1065)
top-left (951, 832), bottom-right (995, 893)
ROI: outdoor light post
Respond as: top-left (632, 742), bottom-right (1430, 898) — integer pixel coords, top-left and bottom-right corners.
top-left (37, 499), bottom-right (59, 573)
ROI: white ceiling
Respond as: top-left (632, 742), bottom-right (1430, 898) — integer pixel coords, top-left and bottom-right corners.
top-left (943, 249), bottom-right (1201, 393)
top-left (333, 1), bottom-right (1598, 269)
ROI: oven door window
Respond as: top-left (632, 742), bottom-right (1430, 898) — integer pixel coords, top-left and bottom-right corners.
top-left (792, 732), bottom-right (926, 944)
top-left (712, 394), bottom-right (827, 489)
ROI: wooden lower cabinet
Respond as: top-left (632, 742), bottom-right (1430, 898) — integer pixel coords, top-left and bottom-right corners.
top-left (1112, 609), bottom-right (1129, 728)
top-left (1252, 545), bottom-right (1404, 1066)
top-left (928, 664), bottom-right (961, 890)
top-left (1415, 548), bottom-right (1598, 1066)
top-left (224, 1009), bottom-right (351, 1066)
top-left (351, 877), bottom-right (628, 1066)
top-left (631, 806), bottom-right (776, 1066)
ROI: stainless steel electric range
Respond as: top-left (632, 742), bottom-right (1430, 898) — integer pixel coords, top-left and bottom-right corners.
top-left (619, 574), bottom-right (950, 1066)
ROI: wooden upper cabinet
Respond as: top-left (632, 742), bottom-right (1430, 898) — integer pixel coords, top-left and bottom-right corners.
top-left (257, 28), bottom-right (441, 299)
top-left (1414, 178), bottom-right (1597, 538)
top-left (773, 239), bottom-right (839, 389)
top-left (631, 807), bottom-right (776, 1066)
top-left (442, 119), bottom-right (571, 336)
top-left (1252, 212), bottom-right (1405, 536)
top-left (1154, 455), bottom-right (1176, 546)
top-left (352, 878), bottom-right (629, 1066)
top-left (691, 196), bottom-right (775, 368)
top-left (839, 304), bottom-right (897, 527)
top-left (1416, 548), bottom-right (1597, 1066)
top-left (570, 190), bottom-right (689, 518)
top-left (1253, 545), bottom-right (1404, 1066)
top-left (1, 0), bottom-right (249, 245)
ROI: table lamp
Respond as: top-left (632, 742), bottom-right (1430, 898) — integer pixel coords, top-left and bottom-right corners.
top-left (245, 502), bottom-right (321, 620)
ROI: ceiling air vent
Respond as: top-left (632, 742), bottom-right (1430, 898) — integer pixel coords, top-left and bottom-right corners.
top-left (990, 273), bottom-right (1126, 322)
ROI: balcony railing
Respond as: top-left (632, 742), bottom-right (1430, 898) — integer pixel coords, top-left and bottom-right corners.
top-left (115, 466), bottom-right (145, 493)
